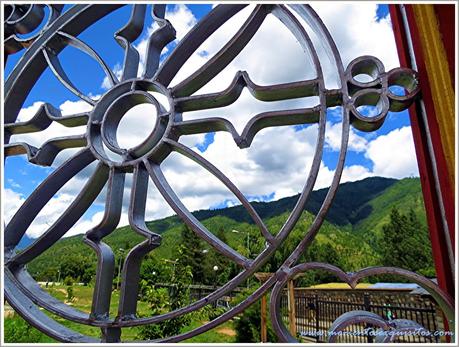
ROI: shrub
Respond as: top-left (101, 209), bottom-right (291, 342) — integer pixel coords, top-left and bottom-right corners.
top-left (137, 287), bottom-right (191, 339)
top-left (63, 275), bottom-right (74, 286)
top-left (192, 304), bottom-right (227, 322)
top-left (66, 286), bottom-right (74, 301)
top-left (4, 314), bottom-right (53, 343)
top-left (137, 247), bottom-right (193, 340)
top-left (233, 287), bottom-right (276, 343)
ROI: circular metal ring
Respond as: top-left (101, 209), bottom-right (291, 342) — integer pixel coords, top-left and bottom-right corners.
top-left (101, 91), bottom-right (162, 156)
top-left (3, 3), bottom-right (426, 343)
top-left (349, 88), bottom-right (389, 131)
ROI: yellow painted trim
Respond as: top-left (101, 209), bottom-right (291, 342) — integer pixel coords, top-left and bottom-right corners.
top-left (412, 4), bottom-right (455, 189)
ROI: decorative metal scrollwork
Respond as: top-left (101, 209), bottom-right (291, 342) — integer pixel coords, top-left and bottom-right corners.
top-left (4, 4), bottom-right (64, 58)
top-left (3, 3), bottom-right (454, 343)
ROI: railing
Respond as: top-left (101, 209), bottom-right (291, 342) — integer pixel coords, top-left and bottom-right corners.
top-left (281, 289), bottom-right (441, 343)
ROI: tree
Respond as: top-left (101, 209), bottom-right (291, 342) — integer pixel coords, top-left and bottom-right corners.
top-left (233, 286), bottom-right (277, 342)
top-left (381, 207), bottom-right (434, 276)
top-left (206, 227), bottom-right (236, 285)
top-left (137, 245), bottom-right (193, 339)
top-left (296, 242), bottom-right (343, 287)
top-left (180, 225), bottom-right (206, 284)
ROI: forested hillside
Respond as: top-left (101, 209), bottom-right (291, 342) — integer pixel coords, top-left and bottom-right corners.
top-left (26, 176), bottom-right (432, 284)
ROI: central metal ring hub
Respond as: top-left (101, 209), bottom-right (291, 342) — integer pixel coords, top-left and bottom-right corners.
top-left (101, 91), bottom-right (164, 158)
top-left (88, 79), bottom-right (177, 169)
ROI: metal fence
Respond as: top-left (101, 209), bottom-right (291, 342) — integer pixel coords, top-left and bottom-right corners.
top-left (281, 289), bottom-right (442, 343)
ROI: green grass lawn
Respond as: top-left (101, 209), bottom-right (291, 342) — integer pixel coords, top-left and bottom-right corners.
top-left (4, 284), bottom-right (236, 343)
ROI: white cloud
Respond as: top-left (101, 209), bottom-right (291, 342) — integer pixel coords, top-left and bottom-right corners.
top-left (100, 4), bottom-right (199, 88)
top-left (365, 126), bottom-right (419, 178)
top-left (325, 121), bottom-right (369, 153)
top-left (69, 211), bottom-right (105, 237)
top-left (17, 101), bottom-right (44, 122)
top-left (4, 191), bottom-right (84, 239)
top-left (165, 4), bottom-right (197, 41)
top-left (4, 189), bottom-right (25, 223)
top-left (101, 62), bottom-right (123, 90)
top-left (342, 165), bottom-right (373, 183)
top-left (7, 179), bottom-right (21, 189)
top-left (313, 4), bottom-right (399, 74)
top-left (5, 4), bottom-right (419, 239)
top-left (59, 98), bottom-right (95, 116)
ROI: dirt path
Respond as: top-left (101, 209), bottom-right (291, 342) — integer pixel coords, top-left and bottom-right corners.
top-left (216, 327), bottom-right (236, 337)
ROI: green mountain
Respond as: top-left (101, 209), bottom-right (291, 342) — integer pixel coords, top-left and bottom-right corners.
top-left (26, 176), bottom-right (428, 282)
top-left (353, 178), bottom-right (427, 246)
top-left (190, 176), bottom-right (398, 226)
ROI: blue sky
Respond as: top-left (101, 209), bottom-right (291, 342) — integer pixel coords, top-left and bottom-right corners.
top-left (4, 4), bottom-right (419, 238)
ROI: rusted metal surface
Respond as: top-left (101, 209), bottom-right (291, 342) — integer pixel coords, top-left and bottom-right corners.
top-left (3, 4), bottom-right (453, 343)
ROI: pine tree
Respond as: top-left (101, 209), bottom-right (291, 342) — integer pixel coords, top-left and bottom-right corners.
top-left (382, 208), bottom-right (407, 268)
top-left (180, 225), bottom-right (205, 284)
top-left (381, 207), bottom-right (434, 276)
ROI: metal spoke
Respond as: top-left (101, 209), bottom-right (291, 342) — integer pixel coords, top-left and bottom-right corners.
top-left (4, 148), bottom-right (96, 256)
top-left (8, 162), bottom-right (109, 266)
top-left (142, 4), bottom-right (176, 79)
top-left (5, 134), bottom-right (87, 166)
top-left (156, 275), bottom-right (278, 342)
top-left (83, 167), bottom-right (125, 321)
top-left (8, 266), bottom-right (92, 324)
top-left (282, 111), bottom-right (348, 267)
top-left (5, 5), bottom-right (123, 124)
top-left (164, 138), bottom-right (274, 243)
top-left (4, 103), bottom-right (88, 138)
top-left (175, 71), bottom-right (319, 112)
top-left (171, 5), bottom-right (269, 97)
top-left (4, 271), bottom-right (98, 343)
top-left (114, 4), bottom-right (146, 81)
top-left (154, 5), bottom-right (248, 86)
top-left (4, 4), bottom-right (64, 59)
top-left (56, 31), bottom-right (119, 87)
top-left (118, 163), bottom-right (161, 320)
top-left (272, 5), bottom-right (322, 79)
top-left (290, 5), bottom-right (346, 86)
top-left (42, 46), bottom-right (96, 105)
top-left (144, 159), bottom-right (251, 269)
top-left (3, 3), bottom-right (430, 343)
top-left (278, 3), bottom-right (350, 267)
top-left (173, 107), bottom-right (321, 149)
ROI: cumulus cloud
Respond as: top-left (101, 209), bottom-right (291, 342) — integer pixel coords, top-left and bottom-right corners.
top-left (325, 121), bottom-right (369, 153)
top-left (4, 189), bottom-right (25, 224)
top-left (5, 4), bottom-right (419, 239)
top-left (101, 4), bottom-right (198, 89)
top-left (313, 4), bottom-right (399, 73)
top-left (365, 126), bottom-right (419, 178)
top-left (4, 190), bottom-right (93, 239)
top-left (10, 97), bottom-right (95, 150)
top-left (101, 62), bottom-right (123, 90)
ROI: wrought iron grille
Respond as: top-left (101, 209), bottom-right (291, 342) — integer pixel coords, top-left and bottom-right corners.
top-left (3, 3), bottom-right (455, 343)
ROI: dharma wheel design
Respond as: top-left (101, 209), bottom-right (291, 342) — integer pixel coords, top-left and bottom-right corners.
top-left (3, 4), bottom-right (454, 343)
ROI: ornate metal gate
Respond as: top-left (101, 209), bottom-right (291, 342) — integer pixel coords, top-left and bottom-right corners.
top-left (3, 3), bottom-right (454, 343)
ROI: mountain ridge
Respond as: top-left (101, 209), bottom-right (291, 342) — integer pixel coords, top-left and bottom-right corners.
top-left (25, 176), bottom-right (429, 280)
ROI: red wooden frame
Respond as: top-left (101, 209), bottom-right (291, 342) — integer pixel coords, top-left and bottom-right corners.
top-left (389, 5), bottom-right (455, 299)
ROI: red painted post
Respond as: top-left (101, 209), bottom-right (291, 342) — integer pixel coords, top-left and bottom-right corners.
top-left (389, 5), bottom-right (455, 299)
